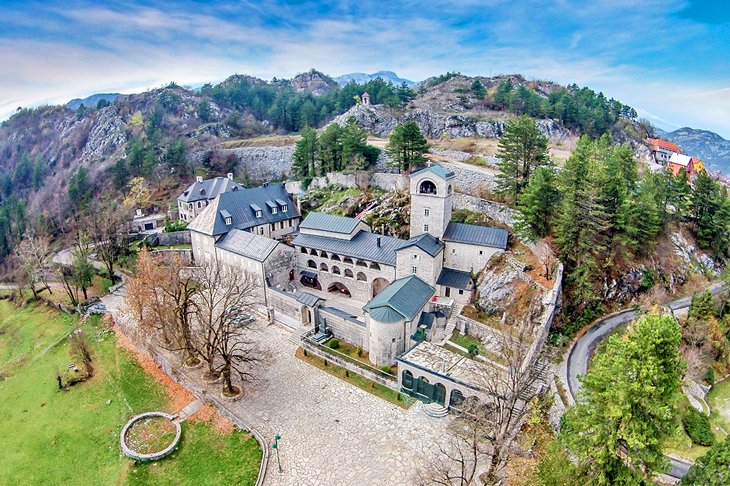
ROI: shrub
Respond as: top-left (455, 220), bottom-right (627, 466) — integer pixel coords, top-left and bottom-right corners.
top-left (328, 339), bottom-right (339, 349)
top-left (705, 368), bottom-right (715, 385)
top-left (467, 343), bottom-right (479, 357)
top-left (164, 220), bottom-right (188, 233)
top-left (380, 365), bottom-right (392, 375)
top-left (357, 347), bottom-right (363, 357)
top-left (683, 408), bottom-right (715, 447)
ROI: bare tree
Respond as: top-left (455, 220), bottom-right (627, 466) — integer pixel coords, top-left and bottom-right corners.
top-left (14, 232), bottom-right (53, 299)
top-left (191, 259), bottom-right (263, 396)
top-left (419, 324), bottom-right (546, 485)
top-left (69, 328), bottom-right (93, 375)
top-left (87, 197), bottom-right (131, 280)
top-left (55, 263), bottom-right (79, 307)
top-left (124, 250), bottom-right (198, 363)
top-left (534, 239), bottom-right (557, 279)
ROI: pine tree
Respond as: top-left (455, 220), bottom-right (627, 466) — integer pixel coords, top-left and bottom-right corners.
top-left (292, 126), bottom-right (319, 179)
top-left (113, 159), bottom-right (129, 192)
top-left (31, 156), bottom-right (46, 191)
top-left (495, 115), bottom-right (549, 199)
top-left (515, 165), bottom-right (559, 240)
top-left (319, 123), bottom-right (343, 174)
top-left (385, 122), bottom-right (429, 173)
top-left (682, 435), bottom-right (730, 485)
top-left (561, 313), bottom-right (684, 484)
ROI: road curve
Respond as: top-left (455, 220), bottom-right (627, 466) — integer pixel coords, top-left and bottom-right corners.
top-left (563, 282), bottom-right (724, 479)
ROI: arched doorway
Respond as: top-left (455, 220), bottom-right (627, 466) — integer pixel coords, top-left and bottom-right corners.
top-left (300, 271), bottom-right (321, 290)
top-left (402, 370), bottom-right (414, 389)
top-left (327, 282), bottom-right (351, 297)
top-left (302, 306), bottom-right (312, 326)
top-left (449, 389), bottom-right (465, 408)
top-left (372, 277), bottom-right (390, 298)
top-left (434, 383), bottom-right (446, 406)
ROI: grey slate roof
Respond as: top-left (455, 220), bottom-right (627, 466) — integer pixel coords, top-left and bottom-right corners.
top-left (436, 268), bottom-right (473, 290)
top-left (293, 231), bottom-right (402, 266)
top-left (295, 292), bottom-right (323, 307)
top-left (214, 229), bottom-right (279, 262)
top-left (396, 233), bottom-right (444, 257)
top-left (188, 184), bottom-right (298, 236)
top-left (299, 212), bottom-right (367, 235)
top-left (443, 222), bottom-right (508, 249)
top-left (363, 276), bottom-right (435, 323)
top-left (411, 165), bottom-right (455, 180)
top-left (178, 177), bottom-right (241, 203)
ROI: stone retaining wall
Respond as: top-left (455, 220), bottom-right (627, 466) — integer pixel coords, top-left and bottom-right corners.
top-left (438, 161), bottom-right (496, 196)
top-left (319, 307), bottom-right (368, 350)
top-left (452, 193), bottom-right (518, 228)
top-left (155, 230), bottom-right (191, 246)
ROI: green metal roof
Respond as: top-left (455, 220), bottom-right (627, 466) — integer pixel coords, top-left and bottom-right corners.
top-left (363, 275), bottom-right (435, 323)
top-left (411, 165), bottom-right (455, 180)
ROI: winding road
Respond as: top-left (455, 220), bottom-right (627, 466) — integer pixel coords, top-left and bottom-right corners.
top-left (562, 282), bottom-right (724, 479)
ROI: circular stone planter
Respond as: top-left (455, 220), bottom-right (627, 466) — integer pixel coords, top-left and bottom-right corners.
top-left (183, 357), bottom-right (203, 370)
top-left (120, 412), bottom-right (182, 461)
top-left (221, 386), bottom-right (243, 402)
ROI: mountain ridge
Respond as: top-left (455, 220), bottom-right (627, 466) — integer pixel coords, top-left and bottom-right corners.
top-left (334, 71), bottom-right (416, 87)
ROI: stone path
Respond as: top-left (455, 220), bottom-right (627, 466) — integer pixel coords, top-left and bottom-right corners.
top-left (174, 398), bottom-right (204, 422)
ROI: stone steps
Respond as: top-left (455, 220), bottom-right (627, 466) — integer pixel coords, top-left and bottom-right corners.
top-left (422, 402), bottom-right (449, 419)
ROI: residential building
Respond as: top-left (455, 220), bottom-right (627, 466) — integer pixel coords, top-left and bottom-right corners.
top-left (668, 153), bottom-right (706, 178)
top-left (177, 173), bottom-right (241, 222)
top-left (647, 138), bottom-right (682, 165)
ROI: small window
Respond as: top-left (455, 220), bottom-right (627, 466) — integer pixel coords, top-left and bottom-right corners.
top-left (255, 210), bottom-right (262, 218)
top-left (225, 217), bottom-right (232, 225)
top-left (289, 219), bottom-right (293, 227)
top-left (423, 224), bottom-right (429, 232)
top-left (412, 266), bottom-right (417, 274)
top-left (392, 338), bottom-right (396, 343)
top-left (270, 223), bottom-right (275, 231)
top-left (344, 269), bottom-right (354, 278)
top-left (413, 254), bottom-right (418, 260)
top-left (424, 207), bottom-right (430, 217)
top-left (479, 250), bottom-right (483, 255)
top-left (282, 205), bottom-right (288, 212)
top-left (272, 207), bottom-right (277, 214)
top-left (452, 248), bottom-right (456, 254)
top-left (458, 289), bottom-right (464, 295)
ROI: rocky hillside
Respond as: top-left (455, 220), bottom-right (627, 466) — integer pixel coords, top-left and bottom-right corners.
top-left (656, 127), bottom-right (730, 175)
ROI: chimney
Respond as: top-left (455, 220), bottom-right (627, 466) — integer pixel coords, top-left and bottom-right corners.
top-left (196, 175), bottom-right (203, 183)
top-left (227, 173), bottom-right (233, 180)
top-left (376, 236), bottom-right (381, 248)
top-left (135, 208), bottom-right (142, 217)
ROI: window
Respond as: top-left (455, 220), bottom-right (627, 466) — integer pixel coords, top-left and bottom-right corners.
top-left (452, 248), bottom-right (456, 254)
top-left (255, 210), bottom-right (262, 218)
top-left (282, 205), bottom-right (288, 212)
top-left (270, 223), bottom-right (275, 231)
top-left (289, 219), bottom-right (293, 227)
top-left (424, 207), bottom-right (430, 217)
top-left (197, 201), bottom-right (202, 208)
top-left (307, 260), bottom-right (317, 268)
top-left (413, 254), bottom-right (419, 260)
top-left (224, 217), bottom-right (232, 225)
top-left (356, 272), bottom-right (367, 282)
top-left (344, 269), bottom-right (354, 278)
top-left (369, 262), bottom-right (381, 270)
top-left (332, 266), bottom-right (341, 275)
top-left (300, 247), bottom-right (307, 254)
top-left (479, 250), bottom-right (483, 255)
top-left (412, 266), bottom-right (417, 274)
top-left (458, 289), bottom-right (464, 295)
top-left (343, 257), bottom-right (354, 265)
top-left (423, 224), bottom-right (429, 232)
top-left (271, 207), bottom-right (278, 214)
top-left (320, 263), bottom-right (329, 272)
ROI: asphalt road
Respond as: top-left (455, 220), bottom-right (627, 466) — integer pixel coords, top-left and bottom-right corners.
top-left (564, 281), bottom-right (725, 479)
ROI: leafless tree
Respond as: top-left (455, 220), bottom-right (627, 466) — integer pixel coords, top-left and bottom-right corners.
top-left (56, 263), bottom-right (79, 307)
top-left (534, 239), bottom-right (557, 280)
top-left (419, 324), bottom-right (547, 486)
top-left (191, 258), bottom-right (263, 395)
top-left (124, 249), bottom-right (198, 362)
top-left (14, 232), bottom-right (53, 300)
top-left (69, 328), bottom-right (93, 375)
top-left (87, 197), bottom-right (131, 280)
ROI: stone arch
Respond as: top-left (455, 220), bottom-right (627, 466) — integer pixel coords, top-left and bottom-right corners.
top-left (434, 383), bottom-right (447, 406)
top-left (356, 271), bottom-right (367, 282)
top-left (343, 257), bottom-right (354, 265)
top-left (320, 263), bottom-right (329, 272)
top-left (449, 389), bottom-right (465, 408)
top-left (344, 268), bottom-right (354, 278)
top-left (309, 248), bottom-right (318, 255)
top-left (419, 179), bottom-right (437, 195)
top-left (356, 260), bottom-right (368, 267)
top-left (328, 282), bottom-right (351, 297)
top-left (331, 254), bottom-right (341, 261)
top-left (319, 250), bottom-right (328, 258)
top-left (369, 262), bottom-right (381, 270)
top-left (447, 184), bottom-right (453, 194)
top-left (371, 277), bottom-right (390, 298)
top-left (332, 265), bottom-right (341, 275)
top-left (402, 370), bottom-right (414, 389)
top-left (307, 259), bottom-right (317, 269)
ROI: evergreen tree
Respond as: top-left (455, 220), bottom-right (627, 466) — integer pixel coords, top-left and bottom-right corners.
top-left (669, 168), bottom-right (691, 220)
top-left (561, 313), bottom-right (685, 484)
top-left (682, 435), bottom-right (730, 485)
top-left (385, 121), bottom-right (429, 173)
top-left (292, 126), bottom-right (319, 179)
top-left (113, 159), bottom-right (129, 192)
top-left (495, 115), bottom-right (549, 199)
top-left (319, 123), bottom-right (343, 174)
top-left (494, 79), bottom-right (513, 107)
top-left (13, 151), bottom-right (32, 189)
top-left (31, 156), bottom-right (45, 191)
top-left (692, 173), bottom-right (730, 256)
top-left (689, 290), bottom-right (716, 321)
top-left (515, 165), bottom-right (559, 240)
top-left (340, 117), bottom-right (370, 169)
top-left (67, 167), bottom-right (91, 211)
top-left (470, 79), bottom-right (486, 99)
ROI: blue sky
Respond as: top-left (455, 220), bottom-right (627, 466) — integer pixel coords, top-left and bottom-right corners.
top-left (1, 0), bottom-right (728, 137)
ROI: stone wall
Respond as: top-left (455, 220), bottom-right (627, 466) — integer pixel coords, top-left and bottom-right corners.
top-left (520, 263), bottom-right (563, 373)
top-left (452, 193), bottom-right (518, 228)
top-left (268, 288), bottom-right (305, 325)
top-left (221, 146), bottom-right (295, 182)
top-left (438, 161), bottom-right (496, 196)
top-left (155, 230), bottom-right (191, 246)
top-left (286, 171), bottom-right (409, 195)
top-left (319, 307), bottom-right (368, 350)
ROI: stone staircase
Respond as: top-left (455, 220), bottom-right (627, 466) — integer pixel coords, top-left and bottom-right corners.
top-left (422, 402), bottom-right (449, 419)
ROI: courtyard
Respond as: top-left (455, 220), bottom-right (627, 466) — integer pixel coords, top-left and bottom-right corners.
top-left (103, 288), bottom-right (457, 486)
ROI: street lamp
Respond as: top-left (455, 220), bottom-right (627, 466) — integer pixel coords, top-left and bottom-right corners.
top-left (272, 434), bottom-right (282, 473)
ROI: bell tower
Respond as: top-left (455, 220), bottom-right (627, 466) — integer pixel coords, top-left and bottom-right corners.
top-left (409, 166), bottom-right (454, 239)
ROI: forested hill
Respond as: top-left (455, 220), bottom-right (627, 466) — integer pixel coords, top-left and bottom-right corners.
top-left (0, 68), bottom-right (643, 263)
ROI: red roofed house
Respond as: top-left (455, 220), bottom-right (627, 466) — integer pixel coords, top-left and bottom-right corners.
top-left (667, 153), bottom-right (706, 178)
top-left (647, 138), bottom-right (682, 165)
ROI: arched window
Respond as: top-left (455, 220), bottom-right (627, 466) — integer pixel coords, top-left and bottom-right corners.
top-left (369, 262), bottom-right (381, 270)
top-left (331, 254), bottom-right (341, 261)
top-left (447, 184), bottom-right (453, 194)
top-left (307, 260), bottom-right (317, 269)
top-left (309, 248), bottom-right (318, 255)
top-left (356, 272), bottom-right (367, 282)
top-left (344, 269), bottom-right (354, 278)
top-left (300, 247), bottom-right (307, 254)
top-left (450, 389), bottom-right (465, 407)
top-left (332, 266), bottom-right (341, 275)
top-left (402, 370), bottom-right (414, 389)
top-left (343, 257), bottom-right (354, 265)
top-left (319, 250), bottom-right (328, 258)
top-left (419, 180), bottom-right (437, 195)
top-left (320, 263), bottom-right (329, 272)
top-left (356, 260), bottom-right (368, 267)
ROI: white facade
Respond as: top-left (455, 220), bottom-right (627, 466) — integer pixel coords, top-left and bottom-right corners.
top-left (395, 246), bottom-right (443, 287)
top-left (409, 168), bottom-right (454, 239)
top-left (444, 241), bottom-right (501, 274)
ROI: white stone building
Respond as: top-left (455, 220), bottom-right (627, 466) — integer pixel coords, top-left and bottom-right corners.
top-left (177, 174), bottom-right (241, 222)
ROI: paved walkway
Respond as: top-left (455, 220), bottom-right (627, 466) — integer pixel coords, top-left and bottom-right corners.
top-left (102, 286), bottom-right (456, 486)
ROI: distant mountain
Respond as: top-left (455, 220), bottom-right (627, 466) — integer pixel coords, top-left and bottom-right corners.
top-left (655, 127), bottom-right (730, 175)
top-left (334, 71), bottom-right (416, 87)
top-left (66, 93), bottom-right (120, 110)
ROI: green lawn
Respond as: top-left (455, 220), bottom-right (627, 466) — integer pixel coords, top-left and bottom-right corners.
top-left (0, 301), bottom-right (261, 485)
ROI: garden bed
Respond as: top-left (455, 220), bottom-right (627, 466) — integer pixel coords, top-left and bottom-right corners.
top-left (121, 412), bottom-right (181, 460)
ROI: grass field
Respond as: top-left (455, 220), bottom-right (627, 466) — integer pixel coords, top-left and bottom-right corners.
top-left (0, 301), bottom-right (261, 485)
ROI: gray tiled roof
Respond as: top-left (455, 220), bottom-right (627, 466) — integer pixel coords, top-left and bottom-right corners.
top-left (214, 229), bottom-right (279, 262)
top-left (299, 212), bottom-right (366, 235)
top-left (396, 233), bottom-right (444, 257)
top-left (411, 165), bottom-right (455, 180)
top-left (188, 184), bottom-right (298, 236)
top-left (178, 177), bottom-right (241, 203)
top-left (443, 222), bottom-right (508, 249)
top-left (295, 291), bottom-right (323, 307)
top-left (363, 275), bottom-right (435, 323)
top-left (436, 268), bottom-right (473, 290)
top-left (293, 231), bottom-right (402, 266)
